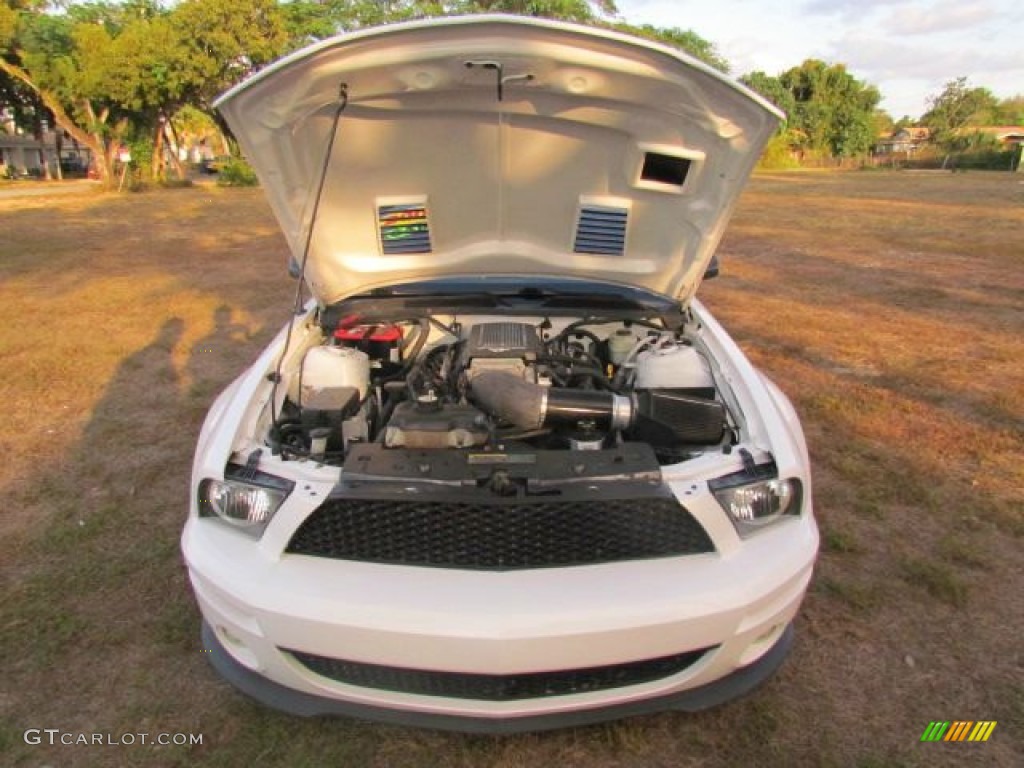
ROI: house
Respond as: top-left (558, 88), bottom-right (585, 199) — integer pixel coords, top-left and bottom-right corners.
top-left (0, 131), bottom-right (93, 178)
top-left (0, 112), bottom-right (92, 177)
top-left (0, 132), bottom-right (58, 177)
top-left (962, 125), bottom-right (1024, 148)
top-left (874, 126), bottom-right (931, 155)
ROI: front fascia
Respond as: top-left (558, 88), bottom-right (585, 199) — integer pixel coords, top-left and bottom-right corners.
top-left (215, 16), bottom-right (781, 305)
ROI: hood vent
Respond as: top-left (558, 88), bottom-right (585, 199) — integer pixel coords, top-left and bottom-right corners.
top-left (641, 151), bottom-right (692, 188)
top-left (574, 204), bottom-right (628, 256)
top-left (378, 202), bottom-right (431, 255)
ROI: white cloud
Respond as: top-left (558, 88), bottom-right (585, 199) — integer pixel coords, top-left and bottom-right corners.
top-left (801, 0), bottom-right (912, 19)
top-left (615, 0), bottom-right (1024, 118)
top-left (885, 1), bottom-right (997, 35)
top-left (828, 32), bottom-right (1024, 81)
top-left (824, 31), bottom-right (1024, 115)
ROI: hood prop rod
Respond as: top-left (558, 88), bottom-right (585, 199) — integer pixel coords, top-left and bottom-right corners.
top-left (295, 82), bottom-right (349, 289)
top-left (268, 82), bottom-right (349, 437)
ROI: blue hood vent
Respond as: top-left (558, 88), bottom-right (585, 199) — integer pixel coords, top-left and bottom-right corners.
top-left (574, 204), bottom-right (628, 256)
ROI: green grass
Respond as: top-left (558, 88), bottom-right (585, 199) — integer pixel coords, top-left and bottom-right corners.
top-left (815, 576), bottom-right (881, 613)
top-left (822, 527), bottom-right (860, 554)
top-left (898, 557), bottom-right (969, 607)
top-left (936, 534), bottom-right (992, 570)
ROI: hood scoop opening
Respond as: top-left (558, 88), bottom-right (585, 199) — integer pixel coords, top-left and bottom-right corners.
top-left (641, 152), bottom-right (692, 187)
top-left (573, 203), bottom-right (628, 256)
top-left (378, 202), bottom-right (432, 255)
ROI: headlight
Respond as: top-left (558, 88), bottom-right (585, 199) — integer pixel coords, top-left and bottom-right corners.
top-left (198, 464), bottom-right (293, 537)
top-left (709, 461), bottom-right (802, 537)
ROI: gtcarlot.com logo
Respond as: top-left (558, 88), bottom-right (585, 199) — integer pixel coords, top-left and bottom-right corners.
top-left (920, 721), bottom-right (997, 743)
top-left (24, 729), bottom-right (203, 747)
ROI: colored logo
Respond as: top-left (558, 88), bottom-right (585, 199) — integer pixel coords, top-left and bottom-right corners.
top-left (920, 721), bottom-right (997, 742)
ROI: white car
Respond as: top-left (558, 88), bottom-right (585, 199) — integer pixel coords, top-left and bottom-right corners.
top-left (182, 15), bottom-right (818, 732)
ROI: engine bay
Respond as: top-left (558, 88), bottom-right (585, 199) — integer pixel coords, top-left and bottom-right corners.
top-left (268, 313), bottom-right (735, 467)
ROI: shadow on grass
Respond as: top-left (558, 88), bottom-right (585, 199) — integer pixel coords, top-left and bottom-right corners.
top-left (0, 306), bottom-right (301, 765)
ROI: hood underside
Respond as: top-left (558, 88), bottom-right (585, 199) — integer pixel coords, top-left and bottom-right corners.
top-left (215, 15), bottom-right (782, 305)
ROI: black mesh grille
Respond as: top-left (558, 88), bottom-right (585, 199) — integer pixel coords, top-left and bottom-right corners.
top-left (287, 647), bottom-right (713, 700)
top-left (285, 496), bottom-right (714, 569)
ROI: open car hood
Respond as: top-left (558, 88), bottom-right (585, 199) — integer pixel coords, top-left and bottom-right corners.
top-left (215, 15), bottom-right (782, 306)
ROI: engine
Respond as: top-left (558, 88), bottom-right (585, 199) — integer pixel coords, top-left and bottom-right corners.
top-left (270, 319), bottom-right (731, 465)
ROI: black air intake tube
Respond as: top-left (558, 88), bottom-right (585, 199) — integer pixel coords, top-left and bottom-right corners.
top-left (471, 372), bottom-right (728, 446)
top-left (470, 372), bottom-right (633, 431)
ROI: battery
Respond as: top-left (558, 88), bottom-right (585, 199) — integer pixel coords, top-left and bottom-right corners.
top-left (333, 316), bottom-right (404, 368)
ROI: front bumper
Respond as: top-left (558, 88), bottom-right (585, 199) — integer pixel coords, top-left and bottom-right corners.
top-left (183, 509), bottom-right (816, 730)
top-left (201, 619), bottom-right (796, 733)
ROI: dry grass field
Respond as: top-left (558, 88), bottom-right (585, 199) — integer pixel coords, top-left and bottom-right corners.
top-left (1, 171), bottom-right (1021, 767)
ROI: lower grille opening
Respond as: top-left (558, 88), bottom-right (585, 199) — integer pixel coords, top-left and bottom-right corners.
top-left (286, 647), bottom-right (715, 700)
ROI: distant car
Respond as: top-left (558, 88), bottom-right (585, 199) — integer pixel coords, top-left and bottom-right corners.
top-left (182, 15), bottom-right (818, 733)
top-left (199, 155), bottom-right (231, 174)
top-left (59, 156), bottom-right (88, 176)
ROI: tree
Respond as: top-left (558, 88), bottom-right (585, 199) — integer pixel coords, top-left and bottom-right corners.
top-left (740, 71), bottom-right (795, 115)
top-left (69, 5), bottom-right (184, 180)
top-left (921, 77), bottom-right (999, 149)
top-left (169, 0), bottom-right (289, 110)
top-left (0, 1), bottom-right (130, 185)
top-left (872, 108), bottom-right (894, 137)
top-left (779, 60), bottom-right (880, 158)
top-left (615, 23), bottom-right (728, 73)
top-left (741, 62), bottom-right (881, 159)
top-left (738, 72), bottom-right (800, 167)
top-left (0, 0), bottom-right (295, 186)
top-left (992, 95), bottom-right (1024, 125)
top-left (462, 0), bottom-right (616, 19)
top-left (282, 1), bottom-right (454, 47)
top-left (282, 0), bottom-right (618, 42)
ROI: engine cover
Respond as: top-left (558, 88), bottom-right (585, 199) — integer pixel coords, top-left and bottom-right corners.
top-left (383, 401), bottom-right (490, 449)
top-left (460, 322), bottom-right (542, 381)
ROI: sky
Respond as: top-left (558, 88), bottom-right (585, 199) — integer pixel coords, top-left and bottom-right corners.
top-left (616, 0), bottom-right (1024, 120)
